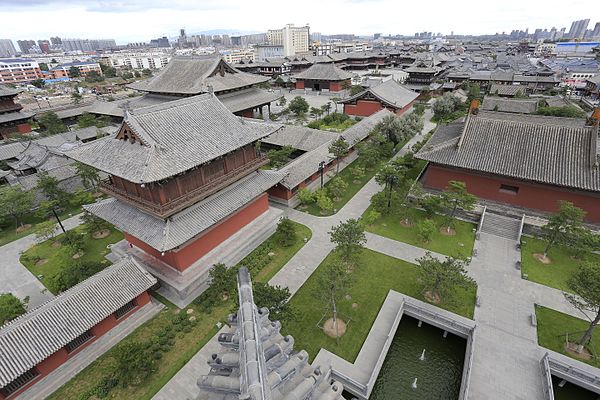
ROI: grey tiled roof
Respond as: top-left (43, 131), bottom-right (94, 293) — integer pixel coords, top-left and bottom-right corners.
top-left (481, 98), bottom-right (538, 114)
top-left (416, 111), bottom-right (600, 192)
top-left (340, 79), bottom-right (418, 109)
top-left (217, 88), bottom-right (281, 113)
top-left (0, 111), bottom-right (35, 124)
top-left (128, 56), bottom-right (269, 95)
top-left (66, 94), bottom-right (279, 184)
top-left (0, 258), bottom-right (156, 388)
top-left (280, 110), bottom-right (392, 189)
top-left (488, 84), bottom-right (525, 96)
top-left (293, 63), bottom-right (354, 81)
top-left (0, 142), bottom-right (26, 161)
top-left (85, 170), bottom-right (284, 251)
top-left (262, 125), bottom-right (336, 151)
top-left (0, 85), bottom-right (18, 97)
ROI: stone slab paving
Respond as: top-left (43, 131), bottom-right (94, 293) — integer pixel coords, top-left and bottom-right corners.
top-left (0, 213), bottom-right (83, 309)
top-left (365, 232), bottom-right (445, 264)
top-left (469, 232), bottom-right (545, 400)
top-left (19, 299), bottom-right (164, 400)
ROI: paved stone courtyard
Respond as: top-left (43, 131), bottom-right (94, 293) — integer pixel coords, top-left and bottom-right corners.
top-left (1, 107), bottom-right (597, 400)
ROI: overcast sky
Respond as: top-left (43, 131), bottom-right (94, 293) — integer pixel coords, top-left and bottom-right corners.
top-left (0, 0), bottom-right (597, 43)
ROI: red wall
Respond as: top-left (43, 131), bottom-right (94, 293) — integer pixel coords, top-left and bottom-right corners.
top-left (16, 123), bottom-right (31, 134)
top-left (125, 194), bottom-right (270, 271)
top-left (295, 80), bottom-right (305, 89)
top-left (344, 99), bottom-right (415, 117)
top-left (422, 164), bottom-right (600, 222)
top-left (330, 81), bottom-right (343, 92)
top-left (0, 292), bottom-right (149, 400)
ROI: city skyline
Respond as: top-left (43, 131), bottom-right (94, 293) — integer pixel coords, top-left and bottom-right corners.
top-left (0, 0), bottom-right (597, 44)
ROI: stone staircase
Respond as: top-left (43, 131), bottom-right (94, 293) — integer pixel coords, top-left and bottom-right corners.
top-left (480, 211), bottom-right (522, 241)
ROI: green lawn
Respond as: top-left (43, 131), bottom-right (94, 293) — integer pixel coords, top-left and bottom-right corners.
top-left (536, 305), bottom-right (600, 368)
top-left (49, 221), bottom-right (312, 400)
top-left (0, 202), bottom-right (83, 247)
top-left (365, 207), bottom-right (476, 259)
top-left (302, 156), bottom-right (382, 216)
top-left (283, 248), bottom-right (477, 362)
top-left (20, 225), bottom-right (124, 294)
top-left (521, 236), bottom-right (600, 292)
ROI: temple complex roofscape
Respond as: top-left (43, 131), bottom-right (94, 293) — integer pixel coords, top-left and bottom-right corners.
top-left (195, 267), bottom-right (345, 400)
top-left (65, 93), bottom-right (286, 306)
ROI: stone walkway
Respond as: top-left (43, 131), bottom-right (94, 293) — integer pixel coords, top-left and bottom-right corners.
top-left (0, 213), bottom-right (83, 309)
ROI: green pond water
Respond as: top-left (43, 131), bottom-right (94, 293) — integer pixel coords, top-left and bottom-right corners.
top-left (368, 315), bottom-right (467, 400)
top-left (552, 376), bottom-right (599, 400)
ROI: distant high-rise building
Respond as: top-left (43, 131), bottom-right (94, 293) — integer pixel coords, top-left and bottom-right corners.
top-left (16, 40), bottom-right (35, 54)
top-left (592, 22), bottom-right (600, 38)
top-left (50, 36), bottom-right (62, 46)
top-left (567, 19), bottom-right (590, 39)
top-left (62, 38), bottom-right (116, 52)
top-left (373, 33), bottom-right (381, 40)
top-left (311, 32), bottom-right (322, 42)
top-left (37, 40), bottom-right (50, 54)
top-left (0, 39), bottom-right (17, 57)
top-left (267, 24), bottom-right (309, 56)
top-left (150, 36), bottom-right (170, 48)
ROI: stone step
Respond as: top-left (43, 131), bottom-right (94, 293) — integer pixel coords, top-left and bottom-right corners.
top-left (481, 213), bottom-right (521, 240)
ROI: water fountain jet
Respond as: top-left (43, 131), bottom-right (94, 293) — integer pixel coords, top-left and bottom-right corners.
top-left (420, 349), bottom-right (426, 361)
top-left (412, 378), bottom-right (418, 389)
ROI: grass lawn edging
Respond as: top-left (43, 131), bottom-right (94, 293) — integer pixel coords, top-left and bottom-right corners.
top-left (283, 248), bottom-right (477, 362)
top-left (521, 236), bottom-right (600, 293)
top-left (535, 305), bottom-right (600, 369)
top-left (48, 221), bottom-right (312, 400)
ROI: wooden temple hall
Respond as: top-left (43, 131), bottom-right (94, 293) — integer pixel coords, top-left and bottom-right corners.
top-left (127, 56), bottom-right (282, 118)
top-left (66, 94), bottom-right (286, 306)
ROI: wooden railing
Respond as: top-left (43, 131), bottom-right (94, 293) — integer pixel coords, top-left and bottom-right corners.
top-left (100, 155), bottom-right (269, 218)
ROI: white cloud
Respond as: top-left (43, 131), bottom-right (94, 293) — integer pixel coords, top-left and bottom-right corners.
top-left (0, 0), bottom-right (596, 43)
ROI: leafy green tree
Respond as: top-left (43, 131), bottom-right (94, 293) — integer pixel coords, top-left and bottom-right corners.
top-left (351, 165), bottom-right (365, 182)
top-left (377, 115), bottom-right (402, 147)
top-left (142, 68), bottom-right (153, 77)
top-left (134, 70), bottom-right (141, 78)
top-left (315, 260), bottom-right (353, 343)
top-left (565, 262), bottom-right (600, 353)
top-left (35, 220), bottom-right (58, 242)
top-left (84, 71), bottom-right (104, 83)
top-left (432, 93), bottom-right (463, 120)
top-left (310, 107), bottom-right (323, 118)
top-left (38, 111), bottom-right (67, 135)
top-left (541, 201), bottom-right (586, 258)
top-left (75, 162), bottom-right (101, 191)
top-left (77, 112), bottom-right (101, 128)
top-left (31, 78), bottom-right (45, 88)
top-left (121, 71), bottom-right (134, 80)
top-left (61, 230), bottom-right (85, 256)
top-left (467, 83), bottom-right (481, 102)
top-left (0, 187), bottom-right (34, 228)
top-left (82, 212), bottom-right (111, 236)
top-left (420, 195), bottom-right (444, 219)
top-left (329, 219), bottom-right (366, 266)
top-left (70, 190), bottom-right (94, 208)
top-left (440, 181), bottom-right (476, 232)
top-left (297, 187), bottom-right (314, 207)
top-left (267, 145), bottom-right (294, 168)
top-left (38, 63), bottom-right (49, 71)
top-left (278, 97), bottom-right (287, 107)
top-left (288, 96), bottom-right (309, 116)
top-left (316, 190), bottom-right (334, 215)
top-left (253, 282), bottom-right (295, 323)
top-left (350, 85), bottom-right (364, 96)
top-left (274, 76), bottom-right (285, 86)
top-left (417, 219), bottom-right (436, 243)
top-left (535, 106), bottom-right (586, 118)
top-left (376, 164), bottom-right (404, 210)
top-left (276, 217), bottom-right (296, 247)
top-left (356, 141), bottom-right (381, 170)
top-left (208, 263), bottom-right (236, 299)
top-left (69, 66), bottom-right (81, 77)
top-left (0, 293), bottom-right (27, 325)
top-left (51, 260), bottom-right (104, 292)
top-left (328, 176), bottom-right (348, 200)
top-left (37, 171), bottom-right (68, 205)
top-left (321, 102), bottom-right (332, 116)
top-left (363, 209), bottom-right (381, 226)
top-left (417, 253), bottom-right (474, 303)
top-left (114, 341), bottom-right (155, 386)
top-left (35, 199), bottom-right (59, 220)
top-left (328, 137), bottom-right (349, 174)
top-left (100, 64), bottom-right (117, 78)
top-left (71, 90), bottom-right (83, 104)
top-left (414, 103), bottom-right (426, 115)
